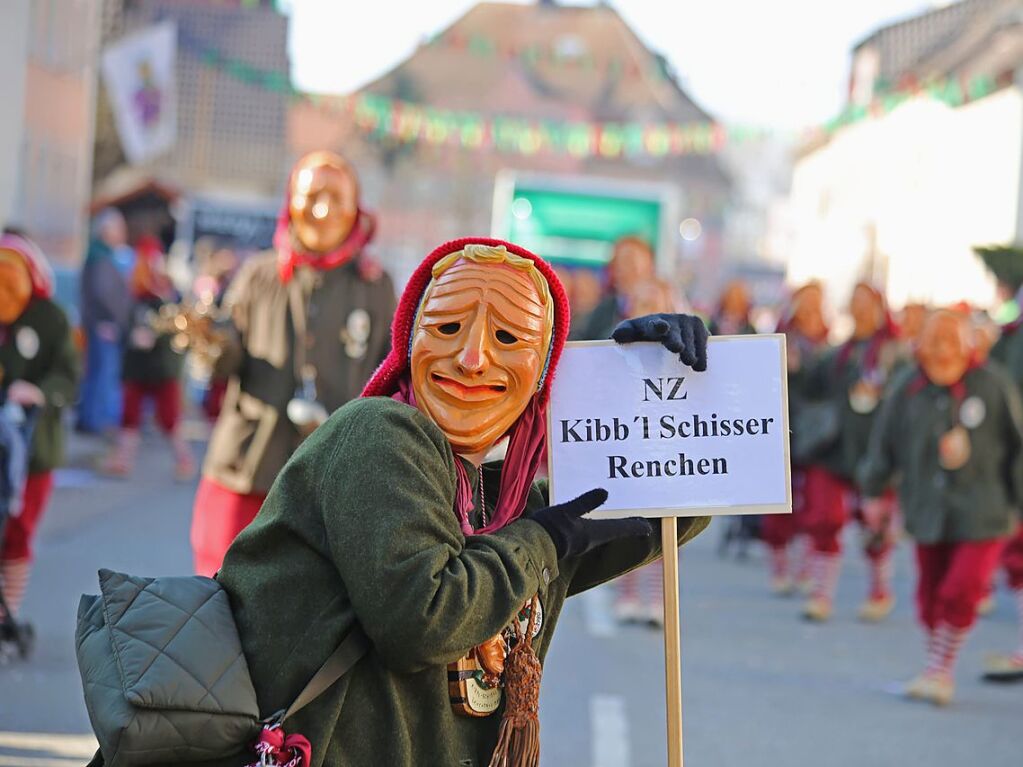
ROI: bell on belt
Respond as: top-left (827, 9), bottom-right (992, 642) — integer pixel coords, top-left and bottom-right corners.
top-left (848, 379), bottom-right (880, 414)
top-left (287, 363), bottom-right (328, 434)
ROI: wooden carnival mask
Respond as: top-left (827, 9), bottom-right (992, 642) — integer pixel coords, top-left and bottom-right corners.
top-left (720, 280), bottom-right (751, 320)
top-left (610, 237), bottom-right (655, 297)
top-left (850, 283), bottom-right (884, 340)
top-left (287, 151), bottom-right (359, 254)
top-left (410, 245), bottom-right (554, 456)
top-left (918, 311), bottom-right (972, 387)
top-left (0, 249), bottom-right (32, 325)
top-left (791, 283), bottom-right (826, 340)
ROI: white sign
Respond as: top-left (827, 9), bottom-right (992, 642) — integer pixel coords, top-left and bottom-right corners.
top-left (102, 21), bottom-right (178, 165)
top-left (547, 337), bottom-right (791, 518)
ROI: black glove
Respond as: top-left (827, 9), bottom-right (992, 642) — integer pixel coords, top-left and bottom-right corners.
top-left (530, 488), bottom-right (653, 559)
top-left (612, 313), bottom-right (709, 371)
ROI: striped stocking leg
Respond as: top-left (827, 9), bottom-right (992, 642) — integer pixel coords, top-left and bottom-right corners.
top-left (924, 622), bottom-right (970, 679)
top-left (811, 552), bottom-right (842, 606)
top-left (0, 558), bottom-right (31, 618)
top-left (642, 561), bottom-right (664, 609)
top-left (769, 547), bottom-right (788, 579)
top-left (868, 550), bottom-right (894, 600)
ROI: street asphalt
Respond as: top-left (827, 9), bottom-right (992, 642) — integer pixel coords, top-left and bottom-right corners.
top-left (1, 427), bottom-right (1020, 766)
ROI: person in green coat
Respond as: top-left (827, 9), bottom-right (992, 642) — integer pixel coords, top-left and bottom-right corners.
top-left (859, 309), bottom-right (1023, 705)
top-left (800, 282), bottom-right (903, 623)
top-left (979, 315), bottom-right (1023, 681)
top-left (0, 231), bottom-right (78, 620)
top-left (213, 238), bottom-right (710, 767)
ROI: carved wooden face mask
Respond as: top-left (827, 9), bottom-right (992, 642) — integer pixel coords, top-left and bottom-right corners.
top-left (850, 284), bottom-right (883, 340)
top-left (411, 253), bottom-right (552, 455)
top-left (287, 153), bottom-right (359, 254)
top-left (919, 311), bottom-right (972, 387)
top-left (0, 250), bottom-right (32, 325)
top-left (792, 285), bottom-right (825, 339)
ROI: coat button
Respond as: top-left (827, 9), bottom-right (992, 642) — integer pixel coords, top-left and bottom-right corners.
top-left (542, 567), bottom-right (551, 585)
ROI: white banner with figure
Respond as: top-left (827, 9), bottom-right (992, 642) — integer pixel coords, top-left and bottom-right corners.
top-left (101, 21), bottom-right (177, 164)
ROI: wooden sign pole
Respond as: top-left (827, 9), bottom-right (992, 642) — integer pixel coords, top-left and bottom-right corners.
top-left (661, 517), bottom-right (684, 767)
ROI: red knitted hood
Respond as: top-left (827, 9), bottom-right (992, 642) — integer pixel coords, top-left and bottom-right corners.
top-left (363, 237), bottom-right (570, 407)
top-left (0, 233), bottom-right (54, 299)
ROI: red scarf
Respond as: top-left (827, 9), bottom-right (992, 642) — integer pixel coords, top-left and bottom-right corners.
top-left (273, 207), bottom-right (376, 283)
top-left (363, 237), bottom-right (571, 536)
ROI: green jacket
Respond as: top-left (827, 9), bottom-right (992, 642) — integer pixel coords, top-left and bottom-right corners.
top-left (122, 295), bottom-right (184, 384)
top-left (212, 397), bottom-right (707, 767)
top-left (990, 324), bottom-right (1023, 387)
top-left (858, 365), bottom-right (1023, 544)
top-left (805, 336), bottom-right (903, 480)
top-left (204, 254), bottom-right (396, 494)
top-left (0, 297), bottom-right (78, 472)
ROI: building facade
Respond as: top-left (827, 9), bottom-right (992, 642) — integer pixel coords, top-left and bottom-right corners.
top-left (0, 0), bottom-right (102, 266)
top-left (787, 0), bottom-right (1023, 310)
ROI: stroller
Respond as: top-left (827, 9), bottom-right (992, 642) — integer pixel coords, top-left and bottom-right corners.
top-left (0, 397), bottom-right (37, 662)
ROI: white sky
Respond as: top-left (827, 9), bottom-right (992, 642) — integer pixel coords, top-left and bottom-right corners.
top-left (284, 0), bottom-right (940, 131)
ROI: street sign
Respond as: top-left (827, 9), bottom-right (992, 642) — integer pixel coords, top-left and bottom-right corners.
top-left (547, 336), bottom-right (791, 518)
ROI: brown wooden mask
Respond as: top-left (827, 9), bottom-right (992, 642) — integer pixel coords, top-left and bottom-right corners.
top-left (410, 246), bottom-right (553, 456)
top-left (850, 283), bottom-right (884, 340)
top-left (287, 151), bottom-right (359, 254)
top-left (918, 310), bottom-right (972, 387)
top-left (791, 284), bottom-right (826, 340)
top-left (0, 249), bottom-right (33, 325)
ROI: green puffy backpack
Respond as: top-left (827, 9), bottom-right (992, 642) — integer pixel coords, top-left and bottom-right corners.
top-left (76, 569), bottom-right (368, 766)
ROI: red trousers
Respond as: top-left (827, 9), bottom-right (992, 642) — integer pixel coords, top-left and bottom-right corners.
top-left (761, 468), bottom-right (806, 548)
top-left (802, 466), bottom-right (850, 554)
top-left (190, 477), bottom-right (266, 576)
top-left (123, 379), bottom-right (181, 433)
top-left (1002, 527), bottom-right (1023, 590)
top-left (915, 540), bottom-right (1006, 630)
top-left (1, 472), bottom-right (55, 562)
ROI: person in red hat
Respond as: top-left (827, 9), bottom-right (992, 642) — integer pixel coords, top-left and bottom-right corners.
top-left (214, 238), bottom-right (709, 767)
top-left (190, 151), bottom-right (395, 576)
top-left (800, 281), bottom-right (903, 622)
top-left (0, 231), bottom-right (78, 622)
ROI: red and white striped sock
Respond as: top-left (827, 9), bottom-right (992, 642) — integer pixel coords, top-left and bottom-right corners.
top-left (811, 552), bottom-right (841, 604)
top-left (925, 622), bottom-right (970, 679)
top-left (641, 561), bottom-right (663, 607)
top-left (1013, 587), bottom-right (1023, 663)
top-left (868, 551), bottom-right (894, 600)
top-left (769, 547), bottom-right (788, 579)
top-left (0, 558), bottom-right (31, 617)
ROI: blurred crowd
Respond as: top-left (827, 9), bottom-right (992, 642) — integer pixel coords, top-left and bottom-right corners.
top-left (1, 163), bottom-right (1022, 710)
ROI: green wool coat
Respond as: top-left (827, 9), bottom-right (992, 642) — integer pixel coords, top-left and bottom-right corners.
top-left (858, 365), bottom-right (1023, 543)
top-left (0, 297), bottom-right (78, 472)
top-left (804, 338), bottom-right (904, 480)
top-left (211, 397), bottom-right (708, 767)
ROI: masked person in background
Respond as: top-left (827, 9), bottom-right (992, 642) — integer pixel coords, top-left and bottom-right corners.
top-left (77, 209), bottom-right (132, 435)
top-left (709, 279), bottom-right (756, 336)
top-left (978, 310), bottom-right (1023, 682)
top-left (574, 235), bottom-right (657, 340)
top-left (101, 235), bottom-right (195, 482)
top-left (213, 239), bottom-right (709, 767)
top-left (0, 232), bottom-right (78, 622)
top-left (762, 282), bottom-right (829, 595)
top-left (189, 151), bottom-right (395, 576)
top-left (801, 282), bottom-right (902, 622)
top-left (860, 309), bottom-right (1023, 704)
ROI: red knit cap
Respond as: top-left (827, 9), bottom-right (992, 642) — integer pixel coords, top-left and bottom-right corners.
top-left (0, 232), bottom-right (54, 299)
top-left (363, 237), bottom-right (571, 407)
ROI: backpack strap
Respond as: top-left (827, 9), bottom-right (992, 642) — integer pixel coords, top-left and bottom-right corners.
top-left (275, 624), bottom-right (370, 724)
